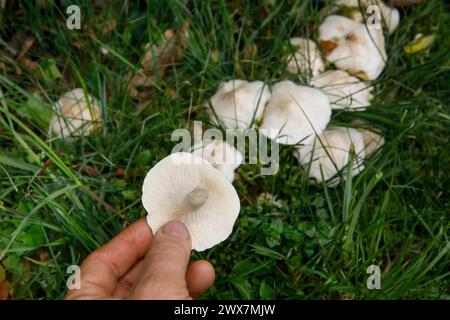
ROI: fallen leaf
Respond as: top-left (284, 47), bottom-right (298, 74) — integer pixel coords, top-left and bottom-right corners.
top-left (115, 168), bottom-right (125, 177)
top-left (101, 18), bottom-right (116, 37)
top-left (242, 43), bottom-right (258, 60)
top-left (82, 164), bottom-right (100, 177)
top-left (38, 159), bottom-right (52, 176)
top-left (320, 40), bottom-right (338, 55)
top-left (16, 36), bottom-right (35, 60)
top-left (128, 22), bottom-right (188, 98)
top-left (403, 34), bottom-right (436, 54)
top-left (0, 34), bottom-right (39, 72)
top-left (18, 56), bottom-right (38, 71)
top-left (38, 249), bottom-right (50, 263)
top-left (209, 50), bottom-right (220, 64)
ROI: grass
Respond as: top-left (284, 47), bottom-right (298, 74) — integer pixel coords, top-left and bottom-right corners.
top-left (0, 0), bottom-right (449, 299)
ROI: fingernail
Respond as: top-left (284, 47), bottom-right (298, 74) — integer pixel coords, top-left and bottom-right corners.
top-left (162, 221), bottom-right (189, 240)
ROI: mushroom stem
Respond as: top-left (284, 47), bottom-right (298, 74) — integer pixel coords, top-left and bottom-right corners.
top-left (187, 187), bottom-right (209, 207)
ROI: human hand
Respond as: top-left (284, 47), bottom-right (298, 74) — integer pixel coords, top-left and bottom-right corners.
top-left (65, 219), bottom-right (215, 300)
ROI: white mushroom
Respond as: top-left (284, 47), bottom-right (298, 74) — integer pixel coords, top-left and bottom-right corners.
top-left (294, 126), bottom-right (366, 187)
top-left (192, 140), bottom-right (244, 182)
top-left (208, 80), bottom-right (271, 129)
top-left (310, 70), bottom-right (373, 110)
top-left (333, 0), bottom-right (400, 34)
top-left (49, 88), bottom-right (101, 139)
top-left (360, 128), bottom-right (385, 156)
top-left (286, 37), bottom-right (325, 78)
top-left (142, 152), bottom-right (240, 251)
top-left (350, 120), bottom-right (385, 156)
top-left (319, 15), bottom-right (387, 80)
top-left (260, 81), bottom-right (331, 145)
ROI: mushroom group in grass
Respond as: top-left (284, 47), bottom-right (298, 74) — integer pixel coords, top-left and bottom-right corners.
top-left (141, 152), bottom-right (240, 251)
top-left (319, 15), bottom-right (387, 80)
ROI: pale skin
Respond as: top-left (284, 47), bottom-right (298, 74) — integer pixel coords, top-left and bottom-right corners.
top-left (65, 219), bottom-right (215, 300)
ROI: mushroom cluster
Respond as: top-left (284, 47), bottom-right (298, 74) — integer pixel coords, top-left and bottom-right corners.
top-left (140, 0), bottom-right (403, 251)
top-left (205, 0), bottom-right (395, 187)
top-left (319, 15), bottom-right (387, 80)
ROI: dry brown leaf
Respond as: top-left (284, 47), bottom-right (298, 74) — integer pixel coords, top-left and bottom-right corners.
top-left (128, 23), bottom-right (188, 99)
top-left (18, 56), bottom-right (38, 71)
top-left (17, 36), bottom-right (35, 60)
top-left (242, 43), bottom-right (258, 60)
top-left (115, 168), bottom-right (125, 178)
top-left (38, 159), bottom-right (52, 177)
top-left (1, 34), bottom-right (39, 71)
top-left (82, 164), bottom-right (100, 177)
top-left (320, 40), bottom-right (338, 55)
top-left (101, 18), bottom-right (116, 37)
top-left (38, 250), bottom-right (50, 263)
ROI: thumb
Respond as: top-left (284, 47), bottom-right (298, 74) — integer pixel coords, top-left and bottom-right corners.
top-left (128, 220), bottom-right (192, 300)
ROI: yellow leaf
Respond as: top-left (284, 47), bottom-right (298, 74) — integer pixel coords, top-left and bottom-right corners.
top-left (403, 34), bottom-right (436, 54)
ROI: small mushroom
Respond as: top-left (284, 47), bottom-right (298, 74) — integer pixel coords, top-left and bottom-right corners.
top-left (49, 88), bottom-right (101, 139)
top-left (310, 70), bottom-right (373, 110)
top-left (286, 37), bottom-right (325, 78)
top-left (260, 81), bottom-right (331, 145)
top-left (294, 126), bottom-right (366, 186)
top-left (142, 152), bottom-right (241, 251)
top-left (319, 15), bottom-right (387, 80)
top-left (208, 80), bottom-right (271, 129)
top-left (192, 139), bottom-right (244, 182)
top-left (333, 0), bottom-right (400, 34)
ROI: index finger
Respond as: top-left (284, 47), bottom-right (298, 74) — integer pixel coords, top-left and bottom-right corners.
top-left (66, 217), bottom-right (152, 299)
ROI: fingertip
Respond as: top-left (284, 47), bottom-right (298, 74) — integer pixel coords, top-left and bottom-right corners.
top-left (161, 220), bottom-right (190, 241)
top-left (186, 260), bottom-right (216, 298)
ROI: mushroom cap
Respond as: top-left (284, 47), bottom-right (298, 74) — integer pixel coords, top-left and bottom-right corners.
top-left (49, 88), bottom-right (101, 139)
top-left (142, 152), bottom-right (241, 251)
top-left (334, 0), bottom-right (400, 34)
top-left (192, 140), bottom-right (244, 182)
top-left (294, 126), bottom-right (366, 186)
top-left (208, 80), bottom-right (271, 129)
top-left (319, 15), bottom-right (387, 80)
top-left (310, 70), bottom-right (373, 110)
top-left (260, 81), bottom-right (331, 145)
top-left (286, 37), bottom-right (325, 77)
top-left (360, 128), bottom-right (385, 156)
top-left (319, 15), bottom-right (362, 40)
